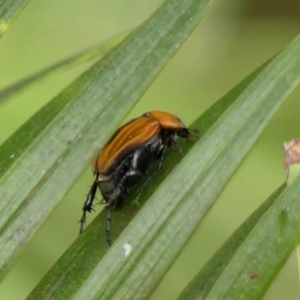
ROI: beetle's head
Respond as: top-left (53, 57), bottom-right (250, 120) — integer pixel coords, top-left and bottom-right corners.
top-left (177, 128), bottom-right (198, 139)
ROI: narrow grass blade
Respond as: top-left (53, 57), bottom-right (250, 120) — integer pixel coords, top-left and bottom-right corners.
top-left (179, 183), bottom-right (287, 299)
top-left (0, 33), bottom-right (127, 105)
top-left (0, 0), bottom-right (29, 38)
top-left (205, 173), bottom-right (300, 299)
top-left (73, 34), bottom-right (300, 300)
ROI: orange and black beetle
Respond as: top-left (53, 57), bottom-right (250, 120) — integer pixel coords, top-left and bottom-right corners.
top-left (80, 111), bottom-right (194, 245)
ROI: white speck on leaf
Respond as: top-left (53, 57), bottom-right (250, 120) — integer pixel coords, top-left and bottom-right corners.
top-left (123, 242), bottom-right (132, 257)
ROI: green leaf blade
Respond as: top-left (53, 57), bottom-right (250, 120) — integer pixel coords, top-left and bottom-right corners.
top-left (0, 0), bottom-right (29, 38)
top-left (206, 174), bottom-right (300, 299)
top-left (0, 33), bottom-right (125, 105)
top-left (179, 183), bottom-right (287, 299)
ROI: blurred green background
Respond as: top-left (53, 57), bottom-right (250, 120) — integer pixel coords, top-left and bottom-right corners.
top-left (1, 0), bottom-right (300, 299)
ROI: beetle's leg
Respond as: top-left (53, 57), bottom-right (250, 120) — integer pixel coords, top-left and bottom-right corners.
top-left (135, 134), bottom-right (184, 202)
top-left (157, 144), bottom-right (169, 169)
top-left (106, 206), bottom-right (112, 246)
top-left (169, 135), bottom-right (183, 157)
top-left (104, 186), bottom-right (125, 246)
top-left (79, 179), bottom-right (98, 233)
top-left (134, 145), bottom-right (169, 203)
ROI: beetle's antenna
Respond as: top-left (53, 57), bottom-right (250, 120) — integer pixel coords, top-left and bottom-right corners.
top-left (189, 128), bottom-right (199, 139)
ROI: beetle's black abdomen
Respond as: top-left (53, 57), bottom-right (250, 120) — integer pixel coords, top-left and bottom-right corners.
top-left (98, 135), bottom-right (162, 208)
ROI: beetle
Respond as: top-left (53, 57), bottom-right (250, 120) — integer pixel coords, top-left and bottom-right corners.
top-left (79, 111), bottom-right (194, 245)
